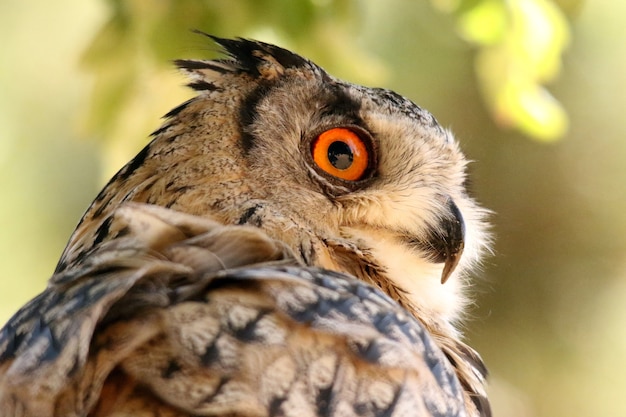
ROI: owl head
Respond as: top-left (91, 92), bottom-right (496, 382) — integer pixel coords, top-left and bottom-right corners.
top-left (59, 34), bottom-right (490, 337)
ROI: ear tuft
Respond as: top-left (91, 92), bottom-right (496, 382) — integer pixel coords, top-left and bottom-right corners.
top-left (175, 33), bottom-right (316, 85)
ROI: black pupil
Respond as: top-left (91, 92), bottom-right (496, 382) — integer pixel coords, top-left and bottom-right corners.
top-left (328, 141), bottom-right (353, 170)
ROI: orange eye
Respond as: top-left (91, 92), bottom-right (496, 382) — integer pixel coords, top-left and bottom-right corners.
top-left (311, 128), bottom-right (370, 181)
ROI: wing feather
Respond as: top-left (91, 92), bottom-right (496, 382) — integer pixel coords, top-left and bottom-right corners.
top-left (0, 204), bottom-right (469, 416)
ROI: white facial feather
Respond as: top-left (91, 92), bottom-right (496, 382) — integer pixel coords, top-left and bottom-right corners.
top-left (337, 111), bottom-right (489, 330)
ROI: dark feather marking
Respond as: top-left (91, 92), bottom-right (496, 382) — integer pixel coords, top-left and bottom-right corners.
top-left (206, 34), bottom-right (311, 74)
top-left (116, 226), bottom-right (130, 239)
top-left (380, 383), bottom-right (404, 417)
top-left (288, 285), bottom-right (360, 324)
top-left (161, 360), bottom-right (182, 379)
top-left (189, 61), bottom-right (236, 74)
top-left (232, 309), bottom-right (271, 342)
top-left (150, 124), bottom-right (172, 137)
top-left (456, 343), bottom-right (488, 380)
top-left (353, 379), bottom-right (404, 417)
top-left (21, 317), bottom-right (62, 364)
top-left (200, 376), bottom-right (231, 405)
top-left (373, 312), bottom-right (417, 344)
top-left (316, 383), bottom-right (334, 416)
top-left (444, 348), bottom-right (491, 417)
top-left (298, 243), bottom-right (310, 264)
top-left (187, 80), bottom-right (219, 91)
top-left (211, 39), bottom-right (261, 77)
top-left (269, 395), bottom-right (287, 416)
top-left (174, 59), bottom-right (224, 71)
top-left (54, 258), bottom-right (68, 274)
top-left (38, 325), bottom-right (62, 363)
top-left (200, 337), bottom-right (221, 366)
top-left (72, 248), bottom-right (90, 266)
top-left (238, 82), bottom-right (274, 152)
top-left (118, 143), bottom-right (152, 181)
top-left (237, 204), bottom-right (263, 225)
top-left (163, 133), bottom-right (182, 144)
top-left (128, 176), bottom-right (159, 203)
top-left (324, 84), bottom-right (363, 124)
top-left (315, 357), bottom-right (340, 416)
top-left (88, 265), bottom-right (131, 278)
top-left (91, 193), bottom-right (114, 219)
top-left (93, 216), bottom-right (113, 246)
top-left (353, 338), bottom-right (385, 363)
top-left (0, 325), bottom-right (20, 361)
top-left (164, 98), bottom-right (196, 119)
top-left (92, 187), bottom-right (109, 203)
top-left (66, 348), bottom-right (82, 377)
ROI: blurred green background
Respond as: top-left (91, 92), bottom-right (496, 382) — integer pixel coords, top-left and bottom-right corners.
top-left (1, 0), bottom-right (624, 416)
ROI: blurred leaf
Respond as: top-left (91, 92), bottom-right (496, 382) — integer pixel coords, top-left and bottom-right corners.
top-left (457, 0), bottom-right (507, 45)
top-left (80, 0), bottom-right (574, 158)
top-left (434, 0), bottom-right (572, 141)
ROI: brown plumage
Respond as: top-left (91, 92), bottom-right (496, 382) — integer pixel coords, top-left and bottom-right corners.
top-left (0, 35), bottom-right (491, 416)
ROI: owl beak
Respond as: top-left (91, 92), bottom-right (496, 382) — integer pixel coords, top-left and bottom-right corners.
top-left (437, 198), bottom-right (465, 284)
top-left (402, 198), bottom-right (465, 283)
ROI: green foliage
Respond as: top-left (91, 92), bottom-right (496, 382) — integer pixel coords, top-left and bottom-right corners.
top-left (82, 0), bottom-right (572, 149)
top-left (435, 0), bottom-right (571, 141)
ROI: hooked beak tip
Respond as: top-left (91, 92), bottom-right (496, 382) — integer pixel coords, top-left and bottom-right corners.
top-left (440, 241), bottom-right (464, 284)
top-left (439, 198), bottom-right (466, 284)
top-left (401, 197), bottom-right (466, 285)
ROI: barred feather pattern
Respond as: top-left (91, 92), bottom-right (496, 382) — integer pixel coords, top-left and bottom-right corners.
top-left (0, 204), bottom-right (473, 417)
top-left (0, 36), bottom-right (490, 417)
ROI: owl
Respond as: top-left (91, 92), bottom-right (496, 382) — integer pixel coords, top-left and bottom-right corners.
top-left (0, 35), bottom-right (491, 417)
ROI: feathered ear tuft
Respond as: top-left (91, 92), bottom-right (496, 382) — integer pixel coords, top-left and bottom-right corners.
top-left (174, 32), bottom-right (315, 88)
